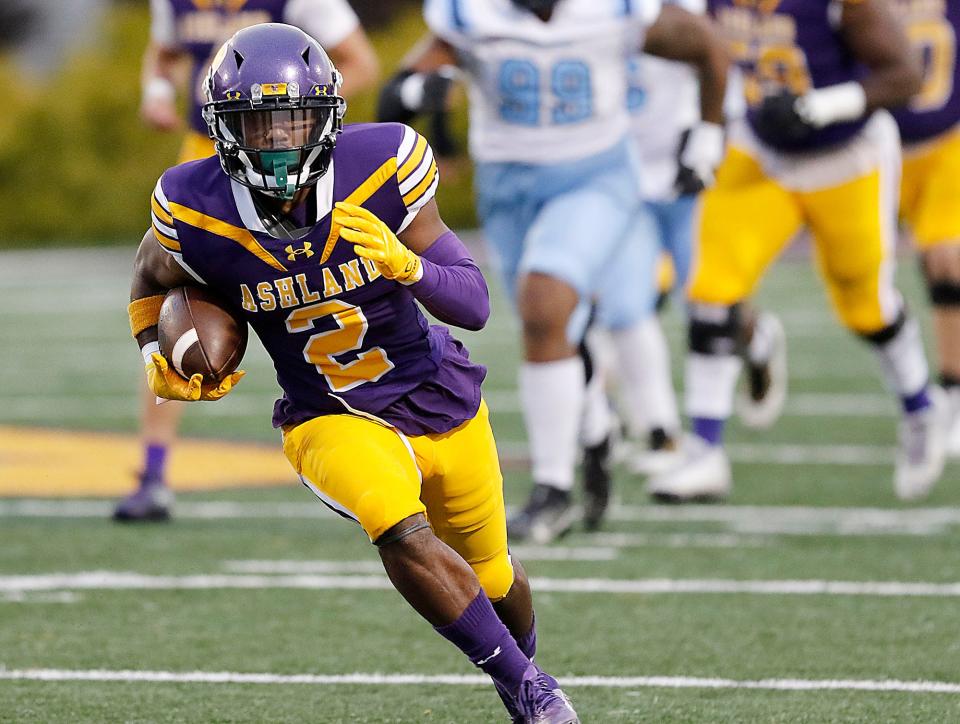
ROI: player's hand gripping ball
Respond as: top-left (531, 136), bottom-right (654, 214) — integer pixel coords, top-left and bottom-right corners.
top-left (152, 286), bottom-right (247, 401)
top-left (334, 202), bottom-right (424, 283)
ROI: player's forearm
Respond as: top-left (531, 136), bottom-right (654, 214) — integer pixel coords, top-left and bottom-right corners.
top-left (141, 43), bottom-right (182, 99)
top-left (329, 30), bottom-right (381, 99)
top-left (842, 0), bottom-right (922, 112)
top-left (644, 7), bottom-right (728, 125)
top-left (860, 64), bottom-right (922, 112)
top-left (410, 231), bottom-right (490, 331)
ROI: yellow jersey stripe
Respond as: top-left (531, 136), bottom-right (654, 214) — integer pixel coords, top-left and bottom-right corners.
top-left (152, 195), bottom-right (174, 226)
top-left (167, 202), bottom-right (287, 272)
top-left (152, 224), bottom-right (182, 252)
top-left (402, 160), bottom-right (438, 207)
top-left (320, 157), bottom-right (400, 264)
top-left (397, 135), bottom-right (428, 183)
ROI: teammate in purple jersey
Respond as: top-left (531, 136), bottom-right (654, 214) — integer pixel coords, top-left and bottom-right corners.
top-left (652, 0), bottom-right (949, 502)
top-left (116, 0), bottom-right (380, 522)
top-left (892, 0), bottom-right (960, 456)
top-left (127, 24), bottom-right (579, 723)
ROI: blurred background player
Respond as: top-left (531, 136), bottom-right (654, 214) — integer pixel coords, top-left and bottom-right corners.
top-left (650, 0), bottom-right (948, 504)
top-left (593, 0), bottom-right (725, 481)
top-left (115, 0), bottom-right (380, 521)
top-left (379, 0), bottom-right (728, 543)
top-left (892, 0), bottom-right (960, 457)
top-left (133, 22), bottom-right (578, 721)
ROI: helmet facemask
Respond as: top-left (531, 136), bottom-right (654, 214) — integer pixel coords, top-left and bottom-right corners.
top-left (205, 88), bottom-right (344, 200)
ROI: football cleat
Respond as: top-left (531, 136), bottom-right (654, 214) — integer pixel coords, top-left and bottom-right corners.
top-left (626, 427), bottom-right (682, 476)
top-left (582, 436), bottom-right (612, 531)
top-left (508, 484), bottom-right (576, 544)
top-left (736, 312), bottom-right (787, 430)
top-left (515, 664), bottom-right (579, 724)
top-left (647, 435), bottom-right (732, 503)
top-left (946, 387), bottom-right (960, 458)
top-left (894, 388), bottom-right (949, 501)
top-left (112, 474), bottom-right (173, 522)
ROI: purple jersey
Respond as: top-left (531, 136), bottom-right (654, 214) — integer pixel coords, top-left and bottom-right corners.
top-left (164, 0), bottom-right (288, 133)
top-left (710, 0), bottom-right (869, 151)
top-left (891, 0), bottom-right (960, 142)
top-left (151, 123), bottom-right (486, 436)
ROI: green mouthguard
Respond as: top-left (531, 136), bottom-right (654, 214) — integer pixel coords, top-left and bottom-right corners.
top-left (262, 151), bottom-right (299, 199)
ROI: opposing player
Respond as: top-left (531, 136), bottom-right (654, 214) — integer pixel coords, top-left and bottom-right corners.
top-left (892, 0), bottom-right (960, 456)
top-left (651, 0), bottom-right (948, 502)
top-left (116, 0), bottom-right (380, 521)
top-left (380, 0), bottom-right (728, 542)
top-left (595, 0), bottom-right (725, 477)
top-left (129, 24), bottom-right (578, 722)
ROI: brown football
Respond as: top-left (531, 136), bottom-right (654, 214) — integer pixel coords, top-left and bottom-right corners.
top-left (158, 286), bottom-right (248, 384)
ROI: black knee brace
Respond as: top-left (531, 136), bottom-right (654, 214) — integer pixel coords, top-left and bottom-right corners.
top-left (921, 256), bottom-right (960, 307)
top-left (859, 309), bottom-right (906, 346)
top-left (688, 303), bottom-right (741, 356)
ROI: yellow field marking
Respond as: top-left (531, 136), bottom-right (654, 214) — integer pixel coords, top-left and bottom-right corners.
top-left (0, 426), bottom-right (295, 497)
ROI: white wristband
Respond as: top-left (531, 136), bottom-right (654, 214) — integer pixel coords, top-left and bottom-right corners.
top-left (400, 73), bottom-right (427, 111)
top-left (796, 82), bottom-right (866, 128)
top-left (141, 341), bottom-right (160, 366)
top-left (143, 77), bottom-right (176, 105)
top-left (681, 121), bottom-right (726, 186)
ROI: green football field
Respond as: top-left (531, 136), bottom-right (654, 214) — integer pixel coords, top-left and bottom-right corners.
top-left (1, 245), bottom-right (959, 723)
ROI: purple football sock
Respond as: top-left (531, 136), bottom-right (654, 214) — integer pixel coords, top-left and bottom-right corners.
top-left (902, 387), bottom-right (932, 415)
top-left (142, 444), bottom-right (168, 485)
top-left (692, 417), bottom-right (725, 446)
top-left (435, 591), bottom-right (532, 694)
top-left (516, 615), bottom-right (537, 660)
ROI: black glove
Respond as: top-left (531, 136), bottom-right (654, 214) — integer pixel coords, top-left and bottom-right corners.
top-left (377, 68), bottom-right (457, 123)
top-left (675, 128), bottom-right (705, 197)
top-left (753, 89), bottom-right (816, 147)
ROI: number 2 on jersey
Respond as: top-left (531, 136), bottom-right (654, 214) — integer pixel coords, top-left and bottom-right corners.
top-left (499, 59), bottom-right (593, 126)
top-left (286, 300), bottom-right (394, 392)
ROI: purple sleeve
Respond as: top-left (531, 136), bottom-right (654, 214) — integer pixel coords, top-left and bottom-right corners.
top-left (409, 230), bottom-right (490, 331)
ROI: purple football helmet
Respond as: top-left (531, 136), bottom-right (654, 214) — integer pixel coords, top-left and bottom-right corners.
top-left (203, 23), bottom-right (345, 199)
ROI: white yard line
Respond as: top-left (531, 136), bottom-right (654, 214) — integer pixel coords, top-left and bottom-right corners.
top-left (5, 571), bottom-right (960, 598)
top-left (1, 668), bottom-right (959, 694)
top-left (492, 441), bottom-right (898, 465)
top-left (6, 500), bottom-right (960, 529)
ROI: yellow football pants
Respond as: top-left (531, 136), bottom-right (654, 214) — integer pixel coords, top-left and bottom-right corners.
top-left (281, 400), bottom-right (514, 601)
top-left (689, 146), bottom-right (899, 334)
top-left (901, 126), bottom-right (960, 249)
top-left (177, 131), bottom-right (216, 164)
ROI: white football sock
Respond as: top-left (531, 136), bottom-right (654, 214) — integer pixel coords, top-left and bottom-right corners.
top-left (873, 316), bottom-right (929, 400)
top-left (685, 353), bottom-right (742, 420)
top-left (519, 357), bottom-right (585, 491)
top-left (613, 317), bottom-right (681, 436)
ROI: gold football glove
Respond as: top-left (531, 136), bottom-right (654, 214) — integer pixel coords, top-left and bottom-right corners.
top-left (146, 352), bottom-right (244, 402)
top-left (334, 202), bottom-right (423, 283)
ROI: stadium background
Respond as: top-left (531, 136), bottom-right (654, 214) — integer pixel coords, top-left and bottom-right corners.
top-left (1, 2), bottom-right (960, 722)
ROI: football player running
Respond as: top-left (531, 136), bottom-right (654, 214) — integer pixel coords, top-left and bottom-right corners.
top-left (650, 0), bottom-right (948, 503)
top-left (892, 0), bottom-right (960, 457)
top-left (129, 24), bottom-right (578, 723)
top-left (379, 0), bottom-right (728, 543)
top-left (116, 0), bottom-right (380, 522)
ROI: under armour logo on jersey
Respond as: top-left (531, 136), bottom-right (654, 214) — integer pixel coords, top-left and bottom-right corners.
top-left (285, 242), bottom-right (314, 261)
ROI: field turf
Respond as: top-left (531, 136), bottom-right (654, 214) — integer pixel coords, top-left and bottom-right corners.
top-left (1, 246), bottom-right (959, 722)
